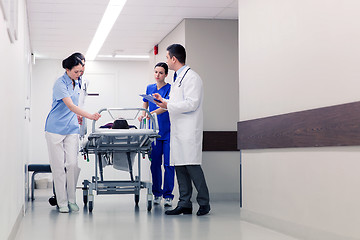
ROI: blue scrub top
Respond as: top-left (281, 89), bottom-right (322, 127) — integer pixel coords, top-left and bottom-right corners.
top-left (45, 72), bottom-right (80, 135)
top-left (143, 83), bottom-right (171, 140)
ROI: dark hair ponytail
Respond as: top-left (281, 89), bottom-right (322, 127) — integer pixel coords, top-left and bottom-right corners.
top-left (154, 62), bottom-right (168, 74)
top-left (62, 53), bottom-right (84, 70)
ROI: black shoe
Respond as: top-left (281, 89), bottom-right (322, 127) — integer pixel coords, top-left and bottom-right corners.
top-left (196, 205), bottom-right (210, 216)
top-left (48, 196), bottom-right (57, 206)
top-left (165, 206), bottom-right (192, 215)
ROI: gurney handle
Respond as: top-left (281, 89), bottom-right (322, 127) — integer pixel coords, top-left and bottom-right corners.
top-left (91, 108), bottom-right (159, 133)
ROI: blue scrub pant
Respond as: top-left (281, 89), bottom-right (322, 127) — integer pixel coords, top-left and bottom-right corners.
top-left (150, 139), bottom-right (174, 199)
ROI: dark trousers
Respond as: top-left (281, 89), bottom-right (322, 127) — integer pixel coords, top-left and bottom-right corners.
top-left (175, 165), bottom-right (210, 208)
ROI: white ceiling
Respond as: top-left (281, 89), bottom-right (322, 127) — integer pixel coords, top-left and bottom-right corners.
top-left (26, 0), bottom-right (238, 60)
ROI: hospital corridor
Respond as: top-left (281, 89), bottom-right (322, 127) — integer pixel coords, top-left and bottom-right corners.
top-left (2, 0), bottom-right (360, 240)
top-left (14, 189), bottom-right (297, 240)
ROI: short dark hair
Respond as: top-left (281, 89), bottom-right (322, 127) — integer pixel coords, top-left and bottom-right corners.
top-left (154, 62), bottom-right (168, 74)
top-left (166, 44), bottom-right (186, 64)
top-left (62, 53), bottom-right (84, 70)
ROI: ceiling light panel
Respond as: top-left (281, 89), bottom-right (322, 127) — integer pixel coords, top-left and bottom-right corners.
top-left (86, 0), bottom-right (127, 60)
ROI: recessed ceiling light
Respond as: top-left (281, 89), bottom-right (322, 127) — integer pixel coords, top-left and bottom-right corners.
top-left (97, 54), bottom-right (150, 60)
top-left (86, 0), bottom-right (127, 60)
top-left (114, 55), bottom-right (150, 59)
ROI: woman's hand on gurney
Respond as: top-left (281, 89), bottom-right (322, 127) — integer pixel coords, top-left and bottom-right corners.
top-left (63, 97), bottom-right (101, 121)
top-left (77, 115), bottom-right (83, 125)
top-left (153, 93), bottom-right (167, 109)
top-left (89, 113), bottom-right (101, 121)
top-left (138, 114), bottom-right (150, 122)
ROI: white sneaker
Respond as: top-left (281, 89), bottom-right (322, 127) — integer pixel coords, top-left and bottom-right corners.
top-left (164, 198), bottom-right (172, 207)
top-left (153, 196), bottom-right (161, 205)
top-left (59, 206), bottom-right (69, 213)
top-left (68, 202), bottom-right (79, 212)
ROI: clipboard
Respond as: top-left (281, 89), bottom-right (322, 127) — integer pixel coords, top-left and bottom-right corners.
top-left (139, 94), bottom-right (162, 104)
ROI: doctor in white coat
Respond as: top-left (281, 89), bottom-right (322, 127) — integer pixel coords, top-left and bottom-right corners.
top-left (153, 44), bottom-right (210, 216)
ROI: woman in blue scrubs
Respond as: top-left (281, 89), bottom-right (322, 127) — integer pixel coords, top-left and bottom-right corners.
top-left (139, 62), bottom-right (174, 206)
top-left (45, 53), bottom-right (101, 213)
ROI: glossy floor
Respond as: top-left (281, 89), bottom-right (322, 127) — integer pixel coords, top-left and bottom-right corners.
top-left (15, 189), bottom-right (298, 240)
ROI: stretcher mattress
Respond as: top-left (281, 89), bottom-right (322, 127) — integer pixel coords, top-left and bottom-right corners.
top-left (89, 129), bottom-right (156, 137)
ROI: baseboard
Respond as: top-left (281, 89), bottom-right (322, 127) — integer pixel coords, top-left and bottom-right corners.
top-left (189, 192), bottom-right (240, 203)
top-left (7, 204), bottom-right (24, 240)
top-left (209, 192), bottom-right (240, 201)
top-left (240, 209), bottom-right (358, 240)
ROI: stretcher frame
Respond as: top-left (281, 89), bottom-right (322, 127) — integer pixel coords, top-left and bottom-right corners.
top-left (81, 108), bottom-right (159, 212)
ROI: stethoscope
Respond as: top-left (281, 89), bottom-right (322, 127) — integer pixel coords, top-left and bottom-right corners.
top-left (177, 68), bottom-right (191, 87)
top-left (83, 81), bottom-right (87, 92)
top-left (78, 78), bottom-right (87, 92)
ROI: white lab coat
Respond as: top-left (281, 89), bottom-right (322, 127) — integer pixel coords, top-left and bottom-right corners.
top-left (167, 66), bottom-right (204, 166)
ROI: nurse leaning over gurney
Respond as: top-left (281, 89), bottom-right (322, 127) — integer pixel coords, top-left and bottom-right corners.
top-left (45, 53), bottom-right (101, 213)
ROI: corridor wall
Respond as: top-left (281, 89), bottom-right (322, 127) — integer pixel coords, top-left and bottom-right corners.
top-left (239, 0), bottom-right (360, 239)
top-left (0, 0), bottom-right (32, 239)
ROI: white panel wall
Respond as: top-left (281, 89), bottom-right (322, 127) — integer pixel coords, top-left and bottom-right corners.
top-left (153, 20), bottom-right (186, 79)
top-left (185, 19), bottom-right (240, 200)
top-left (155, 19), bottom-right (240, 201)
top-left (185, 19), bottom-right (239, 131)
top-left (0, 0), bottom-right (32, 239)
top-left (239, 0), bottom-right (360, 239)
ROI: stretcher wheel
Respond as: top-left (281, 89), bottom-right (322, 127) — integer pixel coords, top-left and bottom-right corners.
top-left (147, 200), bottom-right (152, 211)
top-left (89, 201), bottom-right (93, 212)
top-left (82, 186), bottom-right (89, 206)
top-left (135, 194), bottom-right (139, 205)
top-left (83, 195), bottom-right (88, 206)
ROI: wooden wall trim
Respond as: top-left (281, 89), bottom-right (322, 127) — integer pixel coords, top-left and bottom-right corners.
top-left (237, 101), bottom-right (360, 149)
top-left (203, 131), bottom-right (238, 151)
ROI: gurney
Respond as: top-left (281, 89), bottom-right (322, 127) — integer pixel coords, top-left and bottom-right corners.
top-left (81, 108), bottom-right (159, 212)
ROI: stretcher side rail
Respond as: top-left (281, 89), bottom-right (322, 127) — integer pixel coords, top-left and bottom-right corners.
top-left (82, 108), bottom-right (160, 212)
top-left (92, 108), bottom-right (159, 133)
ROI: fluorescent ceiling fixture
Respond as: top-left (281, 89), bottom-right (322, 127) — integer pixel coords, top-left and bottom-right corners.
top-left (86, 0), bottom-right (127, 60)
top-left (98, 55), bottom-right (150, 59)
